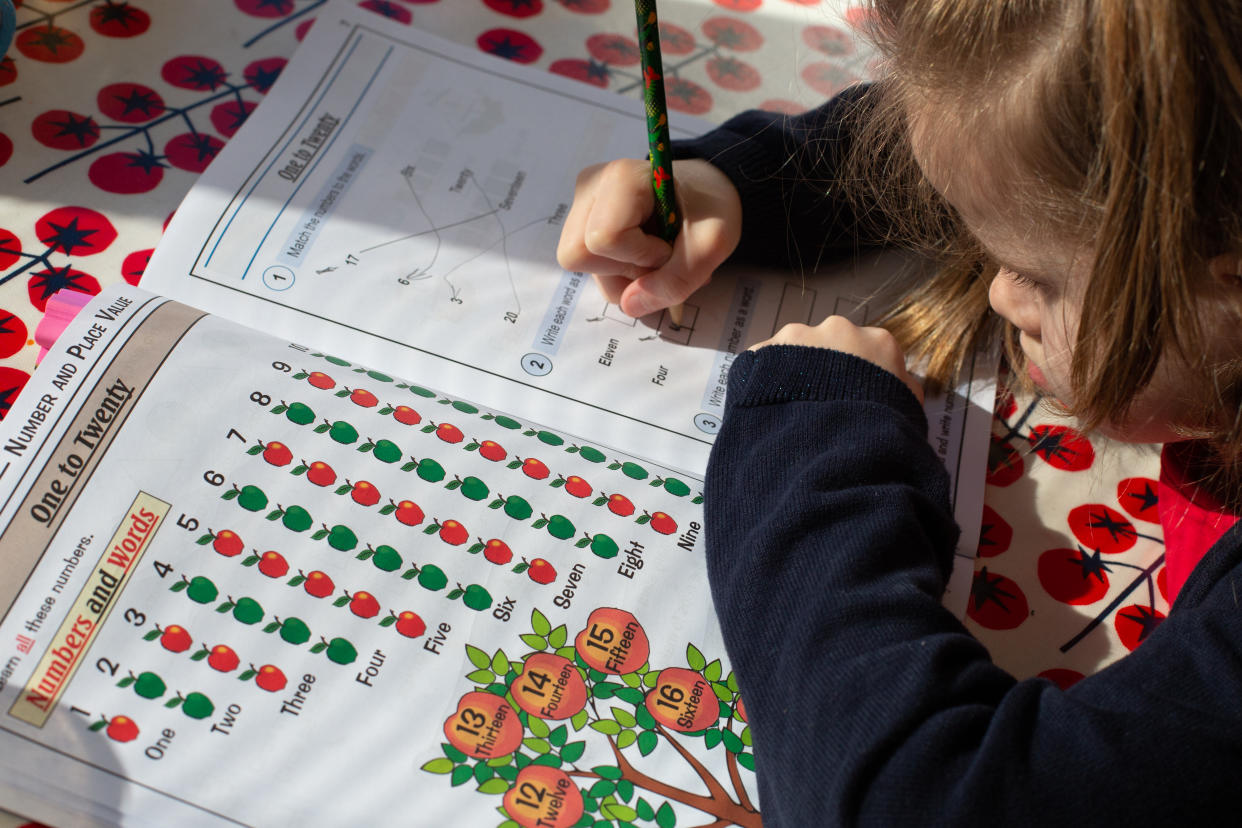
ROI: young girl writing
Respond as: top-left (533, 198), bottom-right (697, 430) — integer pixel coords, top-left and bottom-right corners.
top-left (559, 0), bottom-right (1242, 823)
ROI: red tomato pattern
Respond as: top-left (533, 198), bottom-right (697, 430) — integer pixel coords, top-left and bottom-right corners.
top-left (967, 568), bottom-right (1029, 631)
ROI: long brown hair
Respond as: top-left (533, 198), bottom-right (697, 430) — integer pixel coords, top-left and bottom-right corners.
top-left (844, 0), bottom-right (1242, 489)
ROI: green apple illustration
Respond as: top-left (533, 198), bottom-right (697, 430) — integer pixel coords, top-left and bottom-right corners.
top-left (279, 616), bottom-right (311, 645)
top-left (282, 505), bottom-right (313, 533)
top-left (415, 458), bottom-right (445, 483)
top-left (133, 671), bottom-right (166, 699)
top-left (327, 420), bottom-right (359, 444)
top-left (179, 692), bottom-right (214, 720)
top-left (369, 545), bottom-right (402, 572)
top-left (417, 563), bottom-right (448, 591)
top-left (372, 439), bottom-right (402, 463)
top-left (460, 583), bottom-right (492, 611)
top-left (325, 637), bottom-right (357, 665)
top-left (325, 524), bottom-right (358, 551)
top-left (285, 402), bottom-right (315, 425)
top-left (186, 575), bottom-right (218, 604)
top-left (237, 485), bottom-right (268, 512)
top-left (233, 597), bottom-right (263, 625)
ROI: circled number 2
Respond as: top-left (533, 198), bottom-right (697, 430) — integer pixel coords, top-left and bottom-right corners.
top-left (521, 353), bottom-right (552, 377)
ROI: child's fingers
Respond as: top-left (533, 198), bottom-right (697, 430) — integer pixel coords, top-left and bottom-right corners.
top-left (618, 257), bottom-right (709, 319)
top-left (592, 273), bottom-right (635, 306)
top-left (556, 160), bottom-right (670, 279)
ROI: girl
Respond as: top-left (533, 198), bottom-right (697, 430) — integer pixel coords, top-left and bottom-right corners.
top-left (558, 0), bottom-right (1242, 824)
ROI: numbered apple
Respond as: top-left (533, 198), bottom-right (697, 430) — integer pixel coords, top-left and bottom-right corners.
top-left (207, 644), bottom-right (240, 672)
top-left (306, 460), bottom-right (336, 487)
top-left (159, 624), bottom-right (192, 653)
top-left (645, 667), bottom-right (718, 732)
top-left (574, 608), bottom-right (648, 674)
top-left (645, 511), bottom-right (677, 535)
top-left (212, 529), bottom-right (243, 557)
top-left (261, 440), bottom-right (292, 466)
top-left (503, 765), bottom-right (584, 828)
top-left (257, 550), bottom-right (289, 578)
top-left (526, 558), bottom-right (556, 585)
top-left (511, 653), bottom-right (586, 720)
top-left (443, 691), bottom-right (523, 759)
top-left (350, 480), bottom-right (381, 507)
top-left (302, 569), bottom-right (334, 598)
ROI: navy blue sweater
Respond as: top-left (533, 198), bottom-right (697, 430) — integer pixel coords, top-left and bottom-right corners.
top-left (689, 97), bottom-right (1242, 824)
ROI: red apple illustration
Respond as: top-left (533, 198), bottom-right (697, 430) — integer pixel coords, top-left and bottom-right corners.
top-left (207, 644), bottom-right (240, 672)
top-left (349, 388), bottom-right (378, 408)
top-left (483, 538), bottom-right (513, 564)
top-left (350, 480), bottom-right (381, 507)
top-left (159, 624), bottom-right (192, 653)
top-left (562, 475), bottom-right (591, 498)
top-left (435, 422), bottom-right (464, 444)
top-left (393, 610), bottom-right (426, 638)
top-left (444, 691), bottom-right (523, 759)
top-left (307, 371), bottom-right (335, 389)
top-left (105, 715), bottom-right (139, 743)
top-left (438, 519), bottom-right (469, 546)
top-left (392, 499), bottom-right (425, 526)
top-left (604, 493), bottom-right (634, 517)
top-left (575, 608), bottom-right (649, 674)
top-left (302, 569), bottom-right (334, 598)
top-left (645, 667), bottom-right (719, 732)
top-left (521, 457), bottom-right (550, 480)
top-left (503, 765), bottom-right (583, 828)
top-left (212, 529), bottom-right (244, 557)
top-left (348, 590), bottom-right (380, 619)
top-left (255, 664), bottom-right (287, 692)
top-left (527, 557), bottom-right (557, 585)
top-left (478, 439), bottom-right (506, 461)
top-left (512, 653), bottom-right (587, 720)
top-left (647, 511), bottom-right (677, 535)
top-left (306, 460), bottom-right (336, 487)
top-left (257, 550), bottom-right (289, 578)
top-left (392, 404), bottom-right (421, 425)
top-left (262, 440), bottom-right (293, 466)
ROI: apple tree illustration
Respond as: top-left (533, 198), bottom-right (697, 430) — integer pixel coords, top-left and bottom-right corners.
top-left (423, 607), bottom-right (761, 828)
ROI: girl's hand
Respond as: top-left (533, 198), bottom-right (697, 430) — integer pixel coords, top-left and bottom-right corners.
top-left (751, 316), bottom-right (925, 403)
top-left (556, 158), bottom-right (742, 318)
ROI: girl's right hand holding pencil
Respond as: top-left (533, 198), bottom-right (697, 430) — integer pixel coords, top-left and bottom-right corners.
top-left (557, 157), bottom-right (742, 319)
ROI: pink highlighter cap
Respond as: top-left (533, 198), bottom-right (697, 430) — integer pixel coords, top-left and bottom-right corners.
top-left (34, 289), bottom-right (94, 363)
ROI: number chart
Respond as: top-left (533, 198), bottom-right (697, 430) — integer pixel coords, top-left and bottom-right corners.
top-left (0, 292), bottom-right (759, 827)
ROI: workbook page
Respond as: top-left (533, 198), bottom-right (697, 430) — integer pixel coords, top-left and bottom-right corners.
top-left (142, 0), bottom-right (908, 475)
top-left (0, 286), bottom-right (758, 827)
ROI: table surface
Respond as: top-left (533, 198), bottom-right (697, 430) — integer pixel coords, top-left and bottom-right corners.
top-left (0, 1), bottom-right (1164, 825)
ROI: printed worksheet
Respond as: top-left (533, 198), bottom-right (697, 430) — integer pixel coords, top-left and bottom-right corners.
top-left (142, 1), bottom-right (922, 474)
top-left (0, 287), bottom-right (759, 827)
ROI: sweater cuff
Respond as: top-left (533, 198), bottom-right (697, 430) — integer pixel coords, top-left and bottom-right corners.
top-left (725, 345), bottom-right (929, 431)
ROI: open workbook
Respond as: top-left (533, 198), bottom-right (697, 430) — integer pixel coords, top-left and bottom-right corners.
top-left (0, 3), bottom-right (994, 826)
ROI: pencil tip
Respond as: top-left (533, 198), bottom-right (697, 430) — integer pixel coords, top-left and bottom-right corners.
top-left (669, 303), bottom-right (683, 327)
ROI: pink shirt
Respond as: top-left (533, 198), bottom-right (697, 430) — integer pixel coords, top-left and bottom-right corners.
top-left (1158, 442), bottom-right (1239, 603)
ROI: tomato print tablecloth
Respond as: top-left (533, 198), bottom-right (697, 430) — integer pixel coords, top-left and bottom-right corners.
top-left (0, 1), bottom-right (1164, 824)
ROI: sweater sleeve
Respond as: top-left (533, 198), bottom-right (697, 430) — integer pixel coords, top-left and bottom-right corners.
top-left (705, 345), bottom-right (1242, 826)
top-left (672, 85), bottom-right (885, 270)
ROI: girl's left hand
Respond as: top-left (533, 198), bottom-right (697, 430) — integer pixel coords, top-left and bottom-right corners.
top-left (750, 316), bottom-right (924, 403)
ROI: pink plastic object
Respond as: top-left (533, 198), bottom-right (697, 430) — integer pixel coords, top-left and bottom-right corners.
top-left (34, 289), bottom-right (94, 363)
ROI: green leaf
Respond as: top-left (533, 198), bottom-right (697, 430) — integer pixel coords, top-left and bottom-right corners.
top-left (495, 765), bottom-right (518, 782)
top-left (591, 765), bottom-right (623, 780)
top-left (548, 724), bottom-right (567, 746)
top-left (590, 720), bottom-right (622, 736)
top-left (635, 706), bottom-right (656, 730)
top-left (592, 682), bottom-right (616, 699)
top-left (520, 633), bottom-right (548, 650)
top-left (712, 683), bottom-right (733, 703)
top-left (616, 730), bottom-right (637, 750)
top-left (737, 751), bottom-right (755, 771)
top-left (477, 777), bottom-right (509, 795)
top-left (722, 729), bottom-right (744, 753)
top-left (532, 753), bottom-right (562, 767)
top-left (492, 649), bottom-right (509, 674)
top-left (548, 624), bottom-right (568, 649)
top-left (571, 710), bottom-right (589, 731)
top-left (686, 643), bottom-right (706, 672)
top-left (474, 762), bottom-right (494, 783)
top-left (612, 708), bottom-right (636, 728)
top-left (523, 737), bottom-right (551, 754)
top-left (465, 644), bottom-right (491, 669)
top-left (614, 687), bottom-right (644, 705)
top-left (704, 729), bottom-right (723, 749)
top-left (421, 757), bottom-right (455, 774)
top-left (636, 730), bottom-right (658, 756)
top-left (620, 671), bottom-right (641, 688)
top-left (616, 779), bottom-right (634, 802)
top-left (636, 798), bottom-right (655, 820)
top-left (450, 764), bottom-right (474, 787)
top-left (560, 740), bottom-right (586, 762)
top-left (467, 669), bottom-right (495, 684)
top-left (601, 804), bottom-right (638, 822)
top-left (741, 725), bottom-right (752, 746)
top-left (655, 801), bottom-right (676, 828)
top-left (704, 659), bottom-right (722, 682)
top-left (727, 671), bottom-right (740, 692)
top-left (443, 742), bottom-right (468, 763)
top-left (588, 779), bottom-right (615, 798)
top-left (530, 608), bottom-right (552, 636)
top-left (643, 672), bottom-right (658, 688)
top-left (526, 715), bottom-right (550, 739)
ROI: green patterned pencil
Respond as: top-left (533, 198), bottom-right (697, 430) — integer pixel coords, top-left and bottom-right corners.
top-left (635, 0), bottom-right (684, 325)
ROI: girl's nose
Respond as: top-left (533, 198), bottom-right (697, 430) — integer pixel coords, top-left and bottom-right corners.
top-left (988, 269), bottom-right (1042, 338)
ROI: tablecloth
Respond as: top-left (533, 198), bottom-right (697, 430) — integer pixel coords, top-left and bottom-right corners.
top-left (0, 0), bottom-right (1165, 824)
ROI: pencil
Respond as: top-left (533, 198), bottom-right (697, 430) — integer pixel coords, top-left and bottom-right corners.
top-left (635, 0), bottom-right (684, 327)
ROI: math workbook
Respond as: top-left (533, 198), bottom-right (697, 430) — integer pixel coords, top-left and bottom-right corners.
top-left (0, 287), bottom-right (756, 827)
